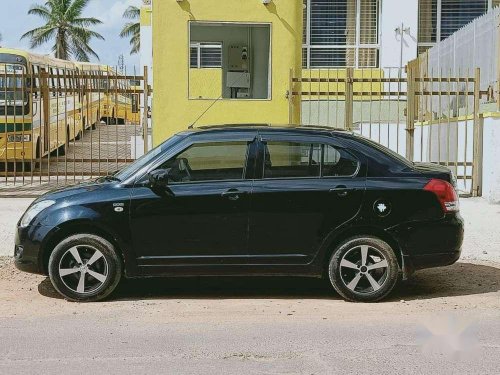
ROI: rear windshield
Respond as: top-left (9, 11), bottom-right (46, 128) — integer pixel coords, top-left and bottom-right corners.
top-left (352, 134), bottom-right (414, 168)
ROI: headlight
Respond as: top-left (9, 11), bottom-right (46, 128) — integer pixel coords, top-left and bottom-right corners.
top-left (7, 134), bottom-right (31, 143)
top-left (20, 200), bottom-right (55, 227)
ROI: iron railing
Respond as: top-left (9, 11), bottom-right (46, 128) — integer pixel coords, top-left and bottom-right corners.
top-left (292, 64), bottom-right (485, 196)
top-left (0, 65), bottom-right (151, 196)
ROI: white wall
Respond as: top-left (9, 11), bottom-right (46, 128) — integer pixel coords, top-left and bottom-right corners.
top-left (380, 0), bottom-right (419, 69)
top-left (140, 23), bottom-right (153, 85)
top-left (481, 117), bottom-right (500, 202)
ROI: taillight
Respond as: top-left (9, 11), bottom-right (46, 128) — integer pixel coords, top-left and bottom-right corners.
top-left (424, 179), bottom-right (459, 213)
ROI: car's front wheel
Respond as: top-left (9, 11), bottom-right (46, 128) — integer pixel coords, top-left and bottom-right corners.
top-left (328, 236), bottom-right (399, 302)
top-left (48, 234), bottom-right (122, 302)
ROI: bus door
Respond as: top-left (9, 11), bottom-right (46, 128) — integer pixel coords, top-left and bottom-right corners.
top-left (39, 68), bottom-right (50, 153)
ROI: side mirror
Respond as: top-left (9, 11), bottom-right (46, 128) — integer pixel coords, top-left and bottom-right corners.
top-left (148, 169), bottom-right (170, 189)
top-left (148, 169), bottom-right (175, 197)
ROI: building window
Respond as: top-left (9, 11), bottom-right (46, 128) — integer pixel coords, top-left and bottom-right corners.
top-left (418, 0), bottom-right (494, 54)
top-left (302, 0), bottom-right (380, 68)
top-left (189, 42), bottom-right (222, 68)
top-left (189, 22), bottom-right (271, 100)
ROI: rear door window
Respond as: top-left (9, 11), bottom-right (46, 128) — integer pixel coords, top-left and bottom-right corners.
top-left (263, 142), bottom-right (321, 179)
top-left (262, 141), bottom-right (359, 179)
top-left (322, 145), bottom-right (359, 177)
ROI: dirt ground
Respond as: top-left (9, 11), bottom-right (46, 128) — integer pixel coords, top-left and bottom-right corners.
top-left (1, 257), bottom-right (498, 320)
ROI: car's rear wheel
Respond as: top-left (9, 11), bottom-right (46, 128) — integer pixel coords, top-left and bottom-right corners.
top-left (328, 236), bottom-right (399, 302)
top-left (48, 234), bottom-right (122, 302)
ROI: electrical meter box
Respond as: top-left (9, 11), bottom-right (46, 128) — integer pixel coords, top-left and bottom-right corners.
top-left (228, 45), bottom-right (249, 72)
top-left (226, 72), bottom-right (251, 88)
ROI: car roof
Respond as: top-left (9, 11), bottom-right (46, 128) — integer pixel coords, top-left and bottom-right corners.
top-left (185, 124), bottom-right (351, 136)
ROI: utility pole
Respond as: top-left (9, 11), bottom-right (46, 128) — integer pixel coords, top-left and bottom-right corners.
top-left (395, 23), bottom-right (411, 90)
top-left (118, 54), bottom-right (125, 75)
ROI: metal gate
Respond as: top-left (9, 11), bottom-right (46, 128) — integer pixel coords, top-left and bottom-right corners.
top-left (291, 63), bottom-right (484, 196)
top-left (0, 63), bottom-right (151, 196)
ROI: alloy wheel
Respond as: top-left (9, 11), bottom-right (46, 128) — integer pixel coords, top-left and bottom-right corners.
top-left (339, 245), bottom-right (389, 294)
top-left (58, 245), bottom-right (109, 294)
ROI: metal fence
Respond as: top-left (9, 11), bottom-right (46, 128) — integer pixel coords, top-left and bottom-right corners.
top-left (420, 5), bottom-right (500, 111)
top-left (0, 65), bottom-right (150, 196)
top-left (292, 64), bottom-right (485, 196)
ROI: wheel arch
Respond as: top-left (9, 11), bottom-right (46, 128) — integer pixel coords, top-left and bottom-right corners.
top-left (40, 220), bottom-right (127, 275)
top-left (318, 225), bottom-right (403, 275)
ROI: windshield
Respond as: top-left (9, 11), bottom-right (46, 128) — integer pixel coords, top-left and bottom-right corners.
top-left (0, 65), bottom-right (29, 103)
top-left (115, 134), bottom-right (182, 181)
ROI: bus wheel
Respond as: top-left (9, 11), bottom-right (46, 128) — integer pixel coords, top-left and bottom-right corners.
top-left (66, 127), bottom-right (70, 147)
top-left (58, 145), bottom-right (67, 157)
top-left (24, 139), bottom-right (40, 172)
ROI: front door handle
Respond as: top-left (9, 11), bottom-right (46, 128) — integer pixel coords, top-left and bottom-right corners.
top-left (329, 185), bottom-right (351, 197)
top-left (221, 189), bottom-right (244, 201)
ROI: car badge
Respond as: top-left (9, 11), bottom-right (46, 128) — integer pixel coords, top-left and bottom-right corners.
top-left (113, 203), bottom-right (125, 213)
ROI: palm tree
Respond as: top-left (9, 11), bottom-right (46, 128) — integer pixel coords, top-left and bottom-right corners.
top-left (120, 6), bottom-right (140, 55)
top-left (21, 0), bottom-right (104, 61)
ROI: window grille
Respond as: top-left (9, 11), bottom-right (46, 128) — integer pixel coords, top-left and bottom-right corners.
top-left (303, 0), bottom-right (380, 68)
top-left (418, 0), bottom-right (493, 54)
top-left (190, 43), bottom-right (222, 69)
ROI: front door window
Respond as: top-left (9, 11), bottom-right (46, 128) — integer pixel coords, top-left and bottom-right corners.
top-left (160, 141), bottom-right (249, 183)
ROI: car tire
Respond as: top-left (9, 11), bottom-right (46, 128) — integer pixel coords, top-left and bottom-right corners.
top-left (48, 234), bottom-right (122, 302)
top-left (328, 236), bottom-right (399, 302)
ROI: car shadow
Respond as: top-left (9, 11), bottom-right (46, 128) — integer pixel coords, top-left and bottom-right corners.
top-left (37, 262), bottom-right (500, 302)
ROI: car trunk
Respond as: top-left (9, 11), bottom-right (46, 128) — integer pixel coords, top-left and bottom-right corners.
top-left (412, 162), bottom-right (455, 186)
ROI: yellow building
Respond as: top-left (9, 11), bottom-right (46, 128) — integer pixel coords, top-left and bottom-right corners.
top-left (152, 0), bottom-right (303, 144)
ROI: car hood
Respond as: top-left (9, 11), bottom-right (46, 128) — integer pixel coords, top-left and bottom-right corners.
top-left (39, 179), bottom-right (116, 202)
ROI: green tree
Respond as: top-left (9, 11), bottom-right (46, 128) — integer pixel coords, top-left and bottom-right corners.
top-left (21, 0), bottom-right (104, 61)
top-left (120, 6), bottom-right (140, 55)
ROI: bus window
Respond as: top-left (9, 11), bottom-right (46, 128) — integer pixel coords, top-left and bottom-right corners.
top-left (49, 68), bottom-right (56, 97)
top-left (131, 94), bottom-right (139, 113)
top-left (59, 68), bottom-right (65, 97)
top-left (67, 70), bottom-right (73, 90)
top-left (32, 65), bottom-right (39, 98)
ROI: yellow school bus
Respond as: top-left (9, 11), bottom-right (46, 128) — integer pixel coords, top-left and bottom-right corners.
top-left (77, 63), bottom-right (138, 125)
top-left (0, 48), bottom-right (84, 171)
top-left (0, 48), bottom-right (139, 172)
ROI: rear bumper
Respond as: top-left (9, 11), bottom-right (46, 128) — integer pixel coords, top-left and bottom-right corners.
top-left (389, 213), bottom-right (464, 272)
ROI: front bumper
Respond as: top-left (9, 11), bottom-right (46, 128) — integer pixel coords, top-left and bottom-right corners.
top-left (14, 224), bottom-right (58, 275)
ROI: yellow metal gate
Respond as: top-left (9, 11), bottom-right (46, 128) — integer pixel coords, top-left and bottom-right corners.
top-left (291, 64), bottom-right (485, 196)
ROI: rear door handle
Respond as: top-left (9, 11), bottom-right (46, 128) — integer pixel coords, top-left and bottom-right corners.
top-left (221, 189), bottom-right (245, 201)
top-left (329, 185), bottom-right (352, 197)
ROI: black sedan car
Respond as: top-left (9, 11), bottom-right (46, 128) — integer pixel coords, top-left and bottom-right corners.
top-left (14, 125), bottom-right (463, 302)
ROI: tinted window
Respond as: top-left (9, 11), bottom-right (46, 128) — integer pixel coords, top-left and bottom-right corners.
top-left (322, 145), bottom-right (359, 177)
top-left (264, 142), bottom-right (321, 179)
top-left (162, 141), bottom-right (249, 183)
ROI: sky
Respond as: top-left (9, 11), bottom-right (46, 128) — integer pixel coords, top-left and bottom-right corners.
top-left (0, 0), bottom-right (142, 72)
